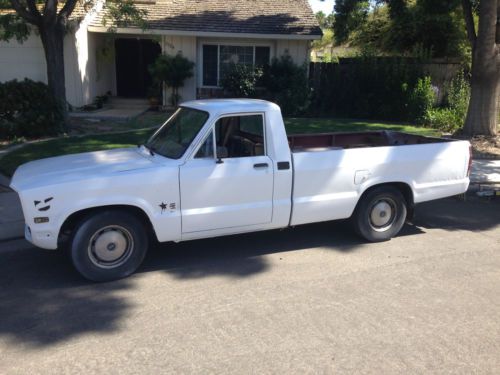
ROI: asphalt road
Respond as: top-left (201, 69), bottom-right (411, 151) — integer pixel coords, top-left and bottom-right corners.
top-left (0, 197), bottom-right (499, 374)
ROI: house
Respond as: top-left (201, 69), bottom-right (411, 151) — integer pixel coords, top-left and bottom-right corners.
top-left (0, 0), bottom-right (321, 108)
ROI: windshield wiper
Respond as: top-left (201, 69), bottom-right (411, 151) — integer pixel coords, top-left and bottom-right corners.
top-left (138, 144), bottom-right (155, 156)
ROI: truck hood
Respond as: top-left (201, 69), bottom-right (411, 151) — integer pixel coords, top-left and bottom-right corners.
top-left (10, 147), bottom-right (158, 191)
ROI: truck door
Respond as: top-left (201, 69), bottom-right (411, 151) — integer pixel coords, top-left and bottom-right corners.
top-left (180, 113), bottom-right (274, 233)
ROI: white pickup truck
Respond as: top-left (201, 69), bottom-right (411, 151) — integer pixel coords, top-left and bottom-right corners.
top-left (10, 99), bottom-right (471, 281)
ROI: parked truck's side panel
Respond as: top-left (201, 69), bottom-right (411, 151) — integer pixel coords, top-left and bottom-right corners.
top-left (290, 141), bottom-right (470, 226)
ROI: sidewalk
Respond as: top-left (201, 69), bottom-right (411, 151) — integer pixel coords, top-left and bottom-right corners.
top-left (0, 159), bottom-right (498, 242)
top-left (469, 159), bottom-right (500, 184)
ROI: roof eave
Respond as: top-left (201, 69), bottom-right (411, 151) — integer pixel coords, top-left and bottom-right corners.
top-left (87, 25), bottom-right (322, 40)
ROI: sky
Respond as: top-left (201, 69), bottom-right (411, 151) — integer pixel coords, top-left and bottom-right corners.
top-left (308, 0), bottom-right (335, 14)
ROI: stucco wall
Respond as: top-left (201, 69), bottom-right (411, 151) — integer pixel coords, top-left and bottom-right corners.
top-left (86, 32), bottom-right (116, 101)
top-left (0, 30), bottom-right (85, 106)
top-left (276, 39), bottom-right (310, 65)
top-left (0, 34), bottom-right (47, 83)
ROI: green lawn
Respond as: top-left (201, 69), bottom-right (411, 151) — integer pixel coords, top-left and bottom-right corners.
top-left (0, 129), bottom-right (156, 177)
top-left (0, 118), bottom-right (439, 177)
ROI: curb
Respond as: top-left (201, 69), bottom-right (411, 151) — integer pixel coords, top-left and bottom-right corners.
top-left (472, 153), bottom-right (500, 160)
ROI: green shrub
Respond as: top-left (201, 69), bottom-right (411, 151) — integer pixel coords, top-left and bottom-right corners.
top-left (220, 64), bottom-right (263, 98)
top-left (0, 79), bottom-right (65, 140)
top-left (445, 73), bottom-right (470, 122)
top-left (409, 76), bottom-right (435, 124)
top-left (262, 55), bottom-right (310, 116)
top-left (422, 73), bottom-right (470, 133)
top-left (424, 107), bottom-right (463, 133)
top-left (149, 53), bottom-right (194, 106)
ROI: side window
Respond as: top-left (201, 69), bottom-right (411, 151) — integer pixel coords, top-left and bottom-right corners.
top-left (215, 115), bottom-right (265, 158)
top-left (194, 130), bottom-right (214, 158)
top-left (239, 115), bottom-right (264, 136)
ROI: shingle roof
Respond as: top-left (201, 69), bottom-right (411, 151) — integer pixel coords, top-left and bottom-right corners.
top-left (90, 0), bottom-right (322, 37)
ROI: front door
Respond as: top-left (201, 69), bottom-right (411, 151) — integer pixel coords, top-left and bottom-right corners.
top-left (180, 114), bottom-right (274, 233)
top-left (115, 38), bottom-right (161, 97)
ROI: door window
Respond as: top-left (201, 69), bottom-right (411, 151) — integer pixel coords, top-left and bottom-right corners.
top-left (193, 114), bottom-right (265, 159)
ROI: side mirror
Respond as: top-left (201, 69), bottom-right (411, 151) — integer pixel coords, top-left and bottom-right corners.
top-left (216, 146), bottom-right (228, 164)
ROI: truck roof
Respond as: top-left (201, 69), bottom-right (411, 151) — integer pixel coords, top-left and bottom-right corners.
top-left (181, 99), bottom-right (280, 115)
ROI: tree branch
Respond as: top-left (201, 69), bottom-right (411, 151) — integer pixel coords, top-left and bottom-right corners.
top-left (8, 0), bottom-right (40, 25)
top-left (25, 0), bottom-right (41, 20)
top-left (44, 0), bottom-right (58, 25)
top-left (58, 0), bottom-right (79, 22)
top-left (462, 0), bottom-right (477, 48)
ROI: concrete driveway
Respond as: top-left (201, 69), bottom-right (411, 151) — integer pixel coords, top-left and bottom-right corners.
top-left (0, 197), bottom-right (499, 374)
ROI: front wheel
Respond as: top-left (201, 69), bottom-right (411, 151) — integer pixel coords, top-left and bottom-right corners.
top-left (352, 186), bottom-right (407, 242)
top-left (70, 210), bottom-right (149, 282)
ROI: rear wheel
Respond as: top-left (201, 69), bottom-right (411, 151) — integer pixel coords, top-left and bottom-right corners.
top-left (70, 210), bottom-right (148, 282)
top-left (353, 186), bottom-right (407, 242)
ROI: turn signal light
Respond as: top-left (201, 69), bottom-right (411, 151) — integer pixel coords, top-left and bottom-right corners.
top-left (34, 217), bottom-right (49, 224)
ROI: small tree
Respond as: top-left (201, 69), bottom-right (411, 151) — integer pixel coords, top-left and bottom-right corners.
top-left (149, 53), bottom-right (194, 107)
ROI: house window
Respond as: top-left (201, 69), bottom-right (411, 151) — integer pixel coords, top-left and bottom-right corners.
top-left (202, 44), bottom-right (271, 87)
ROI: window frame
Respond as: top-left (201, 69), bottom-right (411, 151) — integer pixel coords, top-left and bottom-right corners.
top-left (190, 112), bottom-right (267, 160)
top-left (200, 42), bottom-right (272, 88)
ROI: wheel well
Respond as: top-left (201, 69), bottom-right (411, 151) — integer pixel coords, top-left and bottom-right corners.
top-left (58, 205), bottom-right (155, 246)
top-left (358, 182), bottom-right (414, 218)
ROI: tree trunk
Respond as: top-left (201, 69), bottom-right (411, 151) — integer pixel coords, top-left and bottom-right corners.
top-left (463, 54), bottom-right (500, 136)
top-left (39, 23), bottom-right (68, 126)
top-left (462, 0), bottom-right (499, 136)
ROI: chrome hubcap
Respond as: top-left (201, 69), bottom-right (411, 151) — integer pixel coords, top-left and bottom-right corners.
top-left (369, 198), bottom-right (396, 232)
top-left (88, 225), bottom-right (134, 269)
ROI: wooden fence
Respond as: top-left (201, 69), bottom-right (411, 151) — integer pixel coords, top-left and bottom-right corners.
top-left (309, 58), bottom-right (464, 104)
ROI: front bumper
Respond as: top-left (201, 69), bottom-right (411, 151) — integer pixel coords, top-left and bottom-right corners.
top-left (25, 224), bottom-right (58, 250)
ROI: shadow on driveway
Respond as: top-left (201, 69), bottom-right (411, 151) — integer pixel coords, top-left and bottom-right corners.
top-left (0, 197), bottom-right (497, 347)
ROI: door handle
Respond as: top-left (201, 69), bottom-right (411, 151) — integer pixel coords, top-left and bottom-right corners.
top-left (253, 163), bottom-right (269, 169)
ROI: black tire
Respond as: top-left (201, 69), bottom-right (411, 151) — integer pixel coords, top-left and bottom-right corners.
top-left (70, 210), bottom-right (149, 282)
top-left (352, 186), bottom-right (407, 242)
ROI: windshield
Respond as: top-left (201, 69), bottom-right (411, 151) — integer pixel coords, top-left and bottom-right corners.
top-left (146, 107), bottom-right (209, 159)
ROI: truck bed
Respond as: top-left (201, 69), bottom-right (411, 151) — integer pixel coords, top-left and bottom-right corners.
top-left (288, 131), bottom-right (451, 152)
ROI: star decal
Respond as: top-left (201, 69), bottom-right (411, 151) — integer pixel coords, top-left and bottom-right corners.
top-left (159, 202), bottom-right (167, 213)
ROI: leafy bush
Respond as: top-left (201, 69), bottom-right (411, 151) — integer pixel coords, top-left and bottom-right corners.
top-left (149, 53), bottom-right (194, 106)
top-left (423, 107), bottom-right (463, 133)
top-left (409, 76), bottom-right (435, 124)
top-left (262, 55), bottom-right (310, 116)
top-left (445, 73), bottom-right (470, 121)
top-left (0, 79), bottom-right (64, 140)
top-left (422, 73), bottom-right (470, 133)
top-left (220, 64), bottom-right (263, 98)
